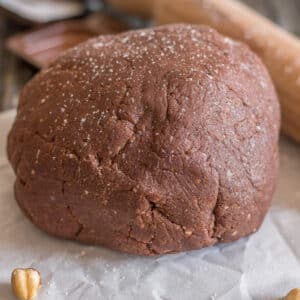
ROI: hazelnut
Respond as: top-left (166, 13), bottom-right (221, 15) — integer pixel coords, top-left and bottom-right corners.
top-left (11, 268), bottom-right (41, 300)
top-left (285, 288), bottom-right (300, 300)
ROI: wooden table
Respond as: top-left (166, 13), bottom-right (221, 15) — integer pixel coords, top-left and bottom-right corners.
top-left (0, 18), bottom-right (34, 111)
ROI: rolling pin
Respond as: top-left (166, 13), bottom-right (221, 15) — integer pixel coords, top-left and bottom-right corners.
top-left (153, 0), bottom-right (300, 143)
top-left (106, 0), bottom-right (154, 17)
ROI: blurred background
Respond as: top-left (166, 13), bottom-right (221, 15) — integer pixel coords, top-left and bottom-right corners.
top-left (1, 0), bottom-right (300, 112)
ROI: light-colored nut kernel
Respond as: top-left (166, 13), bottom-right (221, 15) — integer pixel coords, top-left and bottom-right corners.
top-left (11, 268), bottom-right (41, 300)
top-left (232, 231), bottom-right (238, 236)
top-left (285, 288), bottom-right (300, 300)
top-left (185, 231), bottom-right (193, 236)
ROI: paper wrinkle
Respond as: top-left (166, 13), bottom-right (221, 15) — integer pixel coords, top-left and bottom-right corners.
top-left (1, 110), bottom-right (300, 300)
top-left (269, 213), bottom-right (300, 267)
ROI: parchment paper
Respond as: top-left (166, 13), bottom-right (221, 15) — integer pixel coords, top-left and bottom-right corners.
top-left (1, 110), bottom-right (300, 300)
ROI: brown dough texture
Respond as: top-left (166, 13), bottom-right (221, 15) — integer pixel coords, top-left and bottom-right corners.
top-left (7, 24), bottom-right (280, 255)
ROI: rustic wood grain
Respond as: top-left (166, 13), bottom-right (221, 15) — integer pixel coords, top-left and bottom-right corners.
top-left (0, 18), bottom-right (34, 111)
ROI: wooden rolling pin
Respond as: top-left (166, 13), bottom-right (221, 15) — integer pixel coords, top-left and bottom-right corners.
top-left (106, 0), bottom-right (154, 17)
top-left (153, 0), bottom-right (300, 142)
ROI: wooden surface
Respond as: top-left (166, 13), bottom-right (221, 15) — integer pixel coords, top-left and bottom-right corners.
top-left (0, 18), bottom-right (34, 111)
top-left (1, 0), bottom-right (300, 111)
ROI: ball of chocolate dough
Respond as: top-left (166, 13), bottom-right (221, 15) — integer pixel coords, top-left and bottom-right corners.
top-left (7, 24), bottom-right (280, 255)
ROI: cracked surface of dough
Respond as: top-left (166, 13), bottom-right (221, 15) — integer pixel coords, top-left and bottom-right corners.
top-left (7, 24), bottom-right (280, 255)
